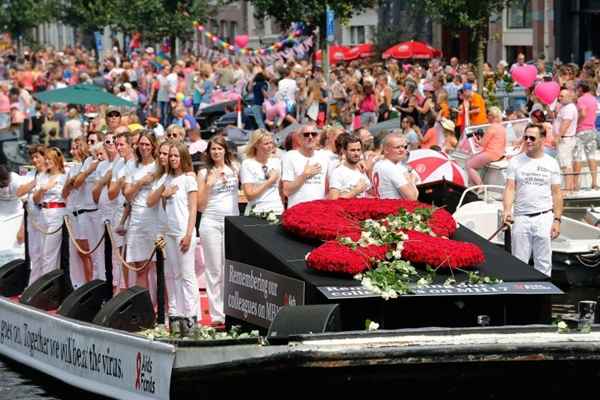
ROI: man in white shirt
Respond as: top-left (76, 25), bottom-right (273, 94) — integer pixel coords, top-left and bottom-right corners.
top-left (553, 89), bottom-right (578, 192)
top-left (372, 133), bottom-right (418, 200)
top-left (503, 123), bottom-right (563, 277)
top-left (282, 124), bottom-right (329, 208)
top-left (328, 135), bottom-right (371, 199)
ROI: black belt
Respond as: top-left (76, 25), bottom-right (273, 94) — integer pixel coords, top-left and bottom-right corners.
top-left (73, 208), bottom-right (98, 217)
top-left (521, 209), bottom-right (552, 218)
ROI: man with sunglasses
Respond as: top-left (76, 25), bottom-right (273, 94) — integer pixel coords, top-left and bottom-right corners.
top-left (372, 133), bottom-right (418, 200)
top-left (105, 106), bottom-right (122, 133)
top-left (282, 125), bottom-right (330, 208)
top-left (502, 124), bottom-right (563, 277)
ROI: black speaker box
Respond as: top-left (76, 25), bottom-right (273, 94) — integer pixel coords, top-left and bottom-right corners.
top-left (92, 286), bottom-right (155, 332)
top-left (20, 269), bottom-right (72, 310)
top-left (0, 259), bottom-right (29, 297)
top-left (58, 279), bottom-right (113, 322)
top-left (267, 304), bottom-right (342, 341)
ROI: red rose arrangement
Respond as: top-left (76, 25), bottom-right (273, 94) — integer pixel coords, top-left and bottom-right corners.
top-left (282, 199), bottom-right (485, 275)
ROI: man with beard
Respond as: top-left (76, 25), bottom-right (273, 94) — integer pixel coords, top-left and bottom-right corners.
top-left (328, 135), bottom-right (371, 199)
top-left (502, 124), bottom-right (563, 277)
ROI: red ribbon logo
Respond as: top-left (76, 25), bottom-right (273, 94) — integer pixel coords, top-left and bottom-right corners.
top-left (135, 352), bottom-right (142, 390)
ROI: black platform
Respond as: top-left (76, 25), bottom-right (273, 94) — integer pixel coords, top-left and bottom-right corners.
top-left (225, 216), bottom-right (559, 330)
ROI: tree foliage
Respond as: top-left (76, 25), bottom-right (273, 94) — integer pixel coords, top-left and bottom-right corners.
top-left (249, 0), bottom-right (377, 40)
top-left (0, 0), bottom-right (55, 38)
top-left (56, 0), bottom-right (116, 32)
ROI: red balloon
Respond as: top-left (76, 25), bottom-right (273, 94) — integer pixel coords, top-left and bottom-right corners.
top-left (511, 64), bottom-right (537, 88)
top-left (234, 34), bottom-right (249, 49)
top-left (534, 81), bottom-right (561, 105)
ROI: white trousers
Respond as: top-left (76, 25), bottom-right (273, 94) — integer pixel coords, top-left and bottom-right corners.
top-left (35, 209), bottom-right (64, 284)
top-left (27, 217), bottom-right (43, 285)
top-left (165, 234), bottom-right (199, 319)
top-left (511, 212), bottom-right (554, 277)
top-left (199, 217), bottom-right (225, 323)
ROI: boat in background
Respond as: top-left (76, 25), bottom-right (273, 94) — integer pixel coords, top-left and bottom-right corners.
top-left (453, 185), bottom-right (600, 287)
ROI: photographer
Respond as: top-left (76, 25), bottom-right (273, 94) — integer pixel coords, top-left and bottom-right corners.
top-left (466, 107), bottom-right (506, 186)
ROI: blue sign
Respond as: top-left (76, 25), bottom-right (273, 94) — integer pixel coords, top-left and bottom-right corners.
top-left (326, 8), bottom-right (335, 43)
top-left (94, 31), bottom-right (103, 56)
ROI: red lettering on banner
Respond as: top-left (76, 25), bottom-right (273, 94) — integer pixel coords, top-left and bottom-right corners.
top-left (134, 352), bottom-right (142, 390)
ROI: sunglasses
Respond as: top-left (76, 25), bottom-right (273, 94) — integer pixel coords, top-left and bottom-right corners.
top-left (87, 139), bottom-right (97, 145)
top-left (107, 113), bottom-right (120, 118)
top-left (303, 131), bottom-right (319, 138)
top-left (104, 139), bottom-right (114, 145)
top-left (167, 133), bottom-right (179, 139)
top-left (262, 165), bottom-right (270, 180)
top-left (523, 135), bottom-right (538, 142)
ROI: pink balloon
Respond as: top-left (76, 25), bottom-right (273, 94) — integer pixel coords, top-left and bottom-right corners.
top-left (511, 64), bottom-right (537, 88)
top-left (264, 100), bottom-right (286, 121)
top-left (234, 34), bottom-right (249, 49)
top-left (534, 81), bottom-right (561, 105)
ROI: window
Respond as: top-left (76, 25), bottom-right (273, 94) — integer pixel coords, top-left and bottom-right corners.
top-left (507, 0), bottom-right (532, 29)
top-left (351, 26), bottom-right (365, 45)
top-left (229, 21), bottom-right (237, 42)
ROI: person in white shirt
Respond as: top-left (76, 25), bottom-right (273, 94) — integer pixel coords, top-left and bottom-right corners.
top-left (372, 133), bottom-right (419, 200)
top-left (553, 89), bottom-right (578, 192)
top-left (241, 129), bottom-right (284, 215)
top-left (148, 142), bottom-right (199, 334)
top-left (32, 148), bottom-right (67, 283)
top-left (16, 145), bottom-right (47, 284)
top-left (277, 68), bottom-right (298, 105)
top-left (503, 124), bottom-right (563, 276)
top-left (123, 132), bottom-right (158, 302)
top-left (328, 135), bottom-right (371, 199)
top-left (197, 135), bottom-right (240, 327)
top-left (64, 107), bottom-right (83, 140)
top-left (282, 124), bottom-right (330, 208)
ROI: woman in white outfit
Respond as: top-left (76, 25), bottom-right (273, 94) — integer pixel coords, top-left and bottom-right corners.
top-left (123, 132), bottom-right (158, 302)
top-left (197, 135), bottom-right (239, 326)
top-left (241, 129), bottom-right (284, 215)
top-left (148, 142), bottom-right (198, 334)
top-left (32, 148), bottom-right (67, 281)
top-left (61, 137), bottom-right (91, 287)
top-left (16, 145), bottom-right (47, 284)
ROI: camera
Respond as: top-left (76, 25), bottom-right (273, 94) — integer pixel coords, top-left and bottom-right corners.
top-left (466, 128), bottom-right (485, 139)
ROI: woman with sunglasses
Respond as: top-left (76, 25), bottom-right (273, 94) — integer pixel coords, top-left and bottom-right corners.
top-left (32, 148), bottom-right (67, 282)
top-left (123, 132), bottom-right (159, 305)
top-left (197, 135), bottom-right (239, 327)
top-left (15, 145), bottom-right (47, 283)
top-left (149, 142), bottom-right (199, 334)
top-left (241, 129), bottom-right (284, 216)
top-left (91, 133), bottom-right (122, 288)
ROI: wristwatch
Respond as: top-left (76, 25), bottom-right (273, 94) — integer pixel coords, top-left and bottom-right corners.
top-left (553, 217), bottom-right (561, 223)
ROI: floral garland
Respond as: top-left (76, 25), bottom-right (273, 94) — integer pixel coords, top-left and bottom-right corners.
top-left (282, 199), bottom-right (485, 276)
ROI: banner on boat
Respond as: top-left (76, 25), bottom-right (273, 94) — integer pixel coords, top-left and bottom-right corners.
top-left (225, 259), bottom-right (305, 328)
top-left (318, 281), bottom-right (563, 300)
top-left (0, 297), bottom-right (175, 400)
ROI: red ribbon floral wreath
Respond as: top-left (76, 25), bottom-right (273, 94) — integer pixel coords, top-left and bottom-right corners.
top-left (282, 199), bottom-right (485, 275)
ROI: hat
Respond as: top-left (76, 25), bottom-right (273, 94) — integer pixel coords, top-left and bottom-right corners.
top-left (128, 123), bottom-right (144, 132)
top-left (463, 82), bottom-right (473, 91)
top-left (106, 106), bottom-right (121, 116)
top-left (440, 118), bottom-right (455, 132)
top-left (145, 46), bottom-right (154, 54)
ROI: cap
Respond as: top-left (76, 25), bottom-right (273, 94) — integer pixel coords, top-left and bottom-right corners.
top-left (145, 46), bottom-right (154, 54)
top-left (440, 118), bottom-right (455, 132)
top-left (128, 123), bottom-right (144, 132)
top-left (463, 82), bottom-right (473, 91)
top-left (106, 106), bottom-right (121, 116)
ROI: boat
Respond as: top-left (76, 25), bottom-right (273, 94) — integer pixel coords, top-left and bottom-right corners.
top-left (453, 185), bottom-right (600, 286)
top-left (1, 193), bottom-right (598, 398)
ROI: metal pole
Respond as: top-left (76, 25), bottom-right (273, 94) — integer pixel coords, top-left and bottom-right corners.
top-left (155, 245), bottom-right (166, 325)
top-left (61, 221), bottom-right (73, 292)
top-left (104, 223), bottom-right (113, 295)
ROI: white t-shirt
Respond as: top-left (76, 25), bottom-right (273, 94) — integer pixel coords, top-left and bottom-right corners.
top-left (125, 161), bottom-right (157, 209)
top-left (240, 157), bottom-right (284, 215)
top-left (163, 174), bottom-right (198, 236)
top-left (506, 153), bottom-right (561, 216)
top-left (0, 172), bottom-right (24, 215)
top-left (199, 165), bottom-right (239, 221)
top-left (282, 149), bottom-right (329, 208)
top-left (36, 173), bottom-right (66, 203)
top-left (79, 157), bottom-right (98, 209)
top-left (23, 170), bottom-right (40, 220)
top-left (64, 118), bottom-right (83, 139)
top-left (277, 78), bottom-right (298, 103)
top-left (553, 103), bottom-right (578, 138)
top-left (110, 157), bottom-right (135, 207)
top-left (152, 173), bottom-right (168, 235)
top-left (65, 161), bottom-right (83, 211)
top-left (329, 164), bottom-right (371, 198)
top-left (372, 159), bottom-right (409, 199)
top-left (97, 159), bottom-right (117, 213)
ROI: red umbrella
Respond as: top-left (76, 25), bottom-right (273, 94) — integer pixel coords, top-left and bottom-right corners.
top-left (347, 43), bottom-right (375, 60)
top-left (407, 149), bottom-right (467, 187)
top-left (382, 40), bottom-right (442, 60)
top-left (315, 45), bottom-right (352, 65)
